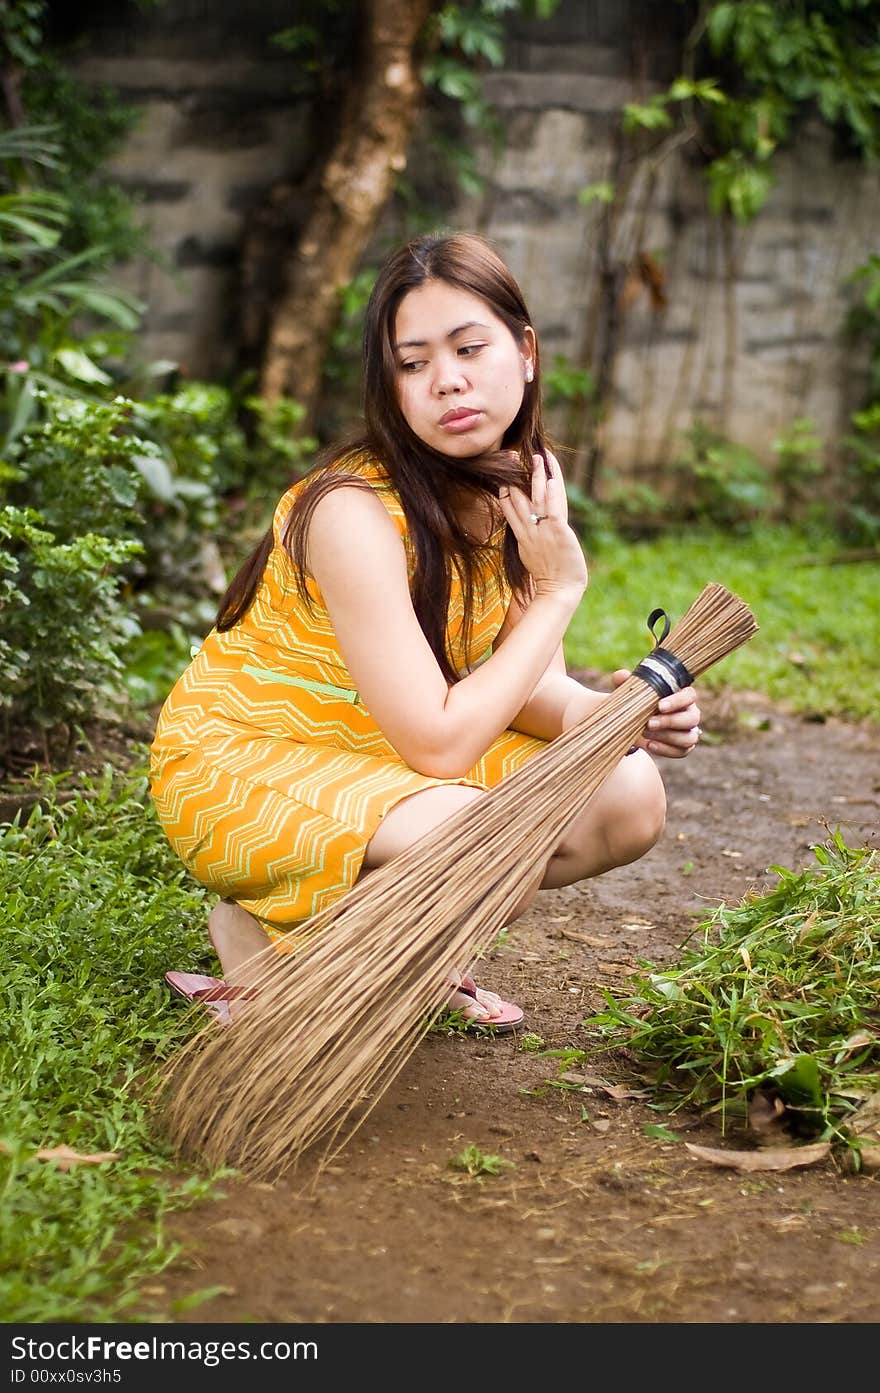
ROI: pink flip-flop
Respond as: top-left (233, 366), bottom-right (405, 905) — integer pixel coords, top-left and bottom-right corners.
top-left (165, 971), bottom-right (257, 1026)
top-left (450, 982), bottom-right (524, 1033)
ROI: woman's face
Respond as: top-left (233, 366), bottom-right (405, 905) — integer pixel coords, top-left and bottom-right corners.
top-left (392, 279), bottom-right (534, 458)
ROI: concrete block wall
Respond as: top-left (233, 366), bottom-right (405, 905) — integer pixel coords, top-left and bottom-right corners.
top-left (62, 0), bottom-right (879, 478)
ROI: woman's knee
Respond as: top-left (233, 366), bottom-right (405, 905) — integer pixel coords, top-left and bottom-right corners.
top-left (616, 751), bottom-right (667, 856)
top-left (360, 782), bottom-right (486, 871)
top-left (551, 751), bottom-right (666, 881)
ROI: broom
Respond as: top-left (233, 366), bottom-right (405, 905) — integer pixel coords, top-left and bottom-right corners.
top-left (160, 582), bottom-right (757, 1179)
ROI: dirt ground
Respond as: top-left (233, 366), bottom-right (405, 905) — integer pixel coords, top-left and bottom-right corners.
top-left (119, 684), bottom-right (879, 1327)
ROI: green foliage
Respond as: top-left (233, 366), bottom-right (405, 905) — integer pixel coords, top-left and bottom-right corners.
top-left (5, 394), bottom-right (145, 540)
top-left (618, 3), bottom-right (880, 223)
top-left (23, 59), bottom-right (145, 266)
top-left (0, 395), bottom-right (150, 745)
top-left (578, 181), bottom-right (616, 206)
top-left (671, 420), bottom-right (772, 528)
top-left (542, 354), bottom-right (594, 409)
top-left (421, 0), bottom-right (559, 190)
top-left (131, 384), bottom-right (315, 604)
top-left (599, 480), bottom-right (670, 541)
top-left (704, 0), bottom-right (880, 215)
top-left (0, 503), bottom-right (141, 743)
top-left (0, 0), bottom-right (46, 71)
top-left (0, 770), bottom-right (222, 1321)
top-left (448, 1142), bottom-right (512, 1177)
top-left (563, 480), bottom-right (618, 551)
top-left (840, 406), bottom-right (880, 544)
top-left (624, 78), bottom-right (726, 134)
top-left (323, 268), bottom-right (378, 388)
top-left (847, 253), bottom-right (880, 400)
top-left (707, 2), bottom-right (880, 157)
top-left (582, 835), bottom-right (880, 1151)
top-left (120, 624), bottom-right (196, 710)
top-left (269, 2), bottom-right (356, 97)
top-left (771, 417), bottom-right (824, 517)
top-left (0, 124), bottom-right (144, 447)
top-left (0, 7), bottom-right (148, 438)
top-left (706, 150), bottom-right (774, 222)
top-left (838, 254), bottom-right (880, 541)
top-left (564, 522), bottom-right (880, 721)
top-left (0, 379), bottom-right (315, 744)
top-left (422, 4), bottom-right (505, 153)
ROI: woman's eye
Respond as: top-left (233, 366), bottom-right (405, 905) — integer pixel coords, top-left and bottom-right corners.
top-left (458, 343), bottom-right (485, 357)
top-left (399, 360), bottom-right (424, 373)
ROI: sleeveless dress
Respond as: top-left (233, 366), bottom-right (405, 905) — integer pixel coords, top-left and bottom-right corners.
top-left (149, 455), bottom-right (546, 945)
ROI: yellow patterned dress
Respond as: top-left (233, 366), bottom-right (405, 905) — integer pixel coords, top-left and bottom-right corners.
top-left (149, 456), bottom-right (546, 944)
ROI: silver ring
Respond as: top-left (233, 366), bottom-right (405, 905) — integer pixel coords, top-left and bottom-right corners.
top-left (529, 512), bottom-right (548, 525)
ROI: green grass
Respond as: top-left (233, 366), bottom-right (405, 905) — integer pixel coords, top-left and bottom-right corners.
top-left (0, 765), bottom-right (221, 1322)
top-left (582, 833), bottom-right (880, 1157)
top-left (565, 526), bottom-right (880, 721)
top-left (448, 1143), bottom-right (511, 1177)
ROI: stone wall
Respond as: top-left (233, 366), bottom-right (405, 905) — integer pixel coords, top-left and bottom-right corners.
top-left (64, 0), bottom-right (879, 479)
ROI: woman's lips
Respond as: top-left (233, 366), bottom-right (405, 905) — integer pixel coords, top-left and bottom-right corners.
top-left (438, 409), bottom-right (482, 432)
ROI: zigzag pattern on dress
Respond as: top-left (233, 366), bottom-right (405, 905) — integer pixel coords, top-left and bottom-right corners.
top-left (150, 455), bottom-right (546, 937)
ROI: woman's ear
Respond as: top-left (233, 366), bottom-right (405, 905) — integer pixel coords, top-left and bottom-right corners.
top-left (521, 326), bottom-right (537, 383)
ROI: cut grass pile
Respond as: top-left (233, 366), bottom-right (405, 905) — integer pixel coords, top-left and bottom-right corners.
top-left (583, 833), bottom-right (880, 1158)
top-left (0, 766), bottom-right (219, 1322)
top-left (566, 526), bottom-right (880, 721)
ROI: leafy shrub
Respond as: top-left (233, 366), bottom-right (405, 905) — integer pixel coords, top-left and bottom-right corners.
top-left (839, 405), bottom-right (880, 544)
top-left (600, 479), bottom-right (670, 539)
top-left (771, 417), bottom-right (824, 520)
top-left (130, 383), bottom-right (316, 607)
top-left (0, 123), bottom-right (143, 449)
top-left (0, 504), bottom-right (141, 754)
top-left (671, 419), bottom-right (772, 529)
top-left (5, 394), bottom-right (146, 541)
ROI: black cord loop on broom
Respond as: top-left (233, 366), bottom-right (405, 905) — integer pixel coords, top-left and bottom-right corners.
top-left (632, 607), bottom-right (694, 698)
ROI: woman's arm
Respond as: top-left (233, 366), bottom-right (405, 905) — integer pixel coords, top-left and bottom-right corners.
top-left (492, 591), bottom-right (606, 738)
top-left (306, 456), bottom-right (588, 779)
top-left (495, 593), bottom-right (702, 756)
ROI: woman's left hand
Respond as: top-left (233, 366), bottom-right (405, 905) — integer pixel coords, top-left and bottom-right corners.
top-left (612, 669), bottom-right (702, 759)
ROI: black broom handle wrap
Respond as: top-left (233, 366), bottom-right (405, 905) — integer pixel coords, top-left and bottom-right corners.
top-left (631, 608), bottom-right (694, 698)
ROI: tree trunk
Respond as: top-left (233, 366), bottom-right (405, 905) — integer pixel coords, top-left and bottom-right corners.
top-left (258, 0), bottom-right (435, 418)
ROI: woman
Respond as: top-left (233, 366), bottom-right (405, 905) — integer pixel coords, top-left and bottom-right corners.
top-left (151, 232), bottom-right (700, 1028)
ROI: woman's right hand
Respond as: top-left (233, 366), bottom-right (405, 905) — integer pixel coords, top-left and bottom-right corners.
top-left (497, 450), bottom-right (588, 600)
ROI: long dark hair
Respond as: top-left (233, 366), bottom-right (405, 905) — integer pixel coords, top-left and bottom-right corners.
top-left (217, 232), bottom-right (552, 681)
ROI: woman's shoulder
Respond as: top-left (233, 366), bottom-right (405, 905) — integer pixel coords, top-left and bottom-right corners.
top-left (272, 449), bottom-right (407, 549)
top-left (276, 449), bottom-right (400, 516)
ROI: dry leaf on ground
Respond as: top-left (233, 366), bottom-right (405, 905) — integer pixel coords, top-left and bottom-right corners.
top-left (558, 1071), bottom-right (614, 1088)
top-left (34, 1145), bottom-right (121, 1170)
top-left (685, 1141), bottom-right (830, 1172)
top-left (841, 1089), bottom-right (880, 1171)
top-left (559, 928), bottom-right (614, 947)
top-left (557, 1073), bottom-right (649, 1099)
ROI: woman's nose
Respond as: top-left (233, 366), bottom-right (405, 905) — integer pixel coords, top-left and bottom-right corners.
top-left (434, 366), bottom-right (467, 395)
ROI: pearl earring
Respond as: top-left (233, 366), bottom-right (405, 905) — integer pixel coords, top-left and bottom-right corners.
top-left (525, 363), bottom-right (534, 383)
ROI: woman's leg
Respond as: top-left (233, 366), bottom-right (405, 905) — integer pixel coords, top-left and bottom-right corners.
top-left (208, 752), bottom-right (665, 1004)
top-left (359, 783), bottom-right (523, 1022)
top-left (205, 787), bottom-right (490, 997)
top-left (539, 749), bottom-right (667, 889)
top-left (208, 899), bottom-right (272, 988)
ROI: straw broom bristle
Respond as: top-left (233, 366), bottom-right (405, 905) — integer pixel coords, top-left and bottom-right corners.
top-left (159, 583), bottom-right (757, 1179)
